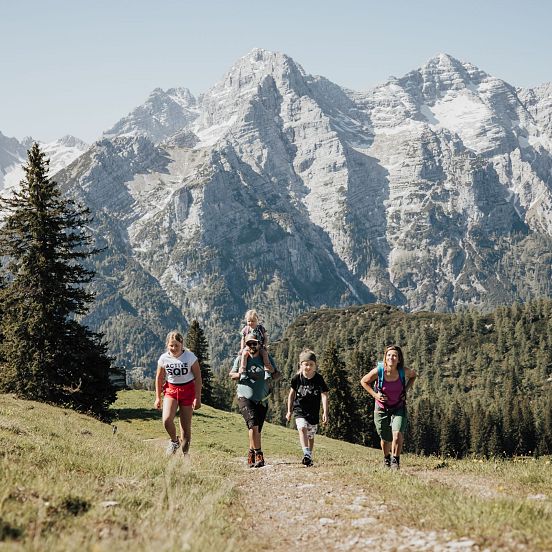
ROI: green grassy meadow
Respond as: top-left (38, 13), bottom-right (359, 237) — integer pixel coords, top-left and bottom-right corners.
top-left (1, 391), bottom-right (551, 551)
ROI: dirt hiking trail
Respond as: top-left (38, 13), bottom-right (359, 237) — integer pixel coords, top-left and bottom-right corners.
top-left (234, 456), bottom-right (504, 552)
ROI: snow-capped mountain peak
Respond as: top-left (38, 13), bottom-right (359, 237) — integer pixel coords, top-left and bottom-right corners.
top-left (215, 48), bottom-right (307, 91)
top-left (147, 87), bottom-right (196, 109)
top-left (0, 133), bottom-right (88, 194)
top-left (57, 135), bottom-right (89, 149)
top-left (191, 48), bottom-right (313, 148)
top-left (102, 87), bottom-right (199, 144)
top-left (42, 136), bottom-right (89, 172)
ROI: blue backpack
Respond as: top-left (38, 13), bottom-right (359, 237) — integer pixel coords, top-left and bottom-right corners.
top-left (375, 361), bottom-right (405, 393)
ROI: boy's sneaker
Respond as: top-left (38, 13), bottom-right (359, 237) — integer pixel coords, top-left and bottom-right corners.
top-left (166, 439), bottom-right (180, 455)
top-left (384, 456), bottom-right (391, 468)
top-left (253, 451), bottom-right (265, 468)
top-left (391, 456), bottom-right (400, 470)
top-left (247, 449), bottom-right (255, 467)
top-left (302, 454), bottom-right (313, 467)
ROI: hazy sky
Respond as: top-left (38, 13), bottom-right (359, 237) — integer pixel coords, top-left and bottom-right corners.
top-left (1, 0), bottom-right (550, 143)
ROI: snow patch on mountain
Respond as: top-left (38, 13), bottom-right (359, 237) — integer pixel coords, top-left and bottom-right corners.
top-left (103, 87), bottom-right (199, 144)
top-left (44, 135), bottom-right (89, 172)
top-left (1, 134), bottom-right (87, 194)
top-left (424, 90), bottom-right (497, 153)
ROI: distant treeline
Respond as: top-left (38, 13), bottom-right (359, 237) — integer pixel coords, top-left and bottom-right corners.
top-left (269, 300), bottom-right (552, 458)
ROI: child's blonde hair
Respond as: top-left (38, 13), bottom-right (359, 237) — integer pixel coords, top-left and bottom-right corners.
top-left (165, 330), bottom-right (185, 348)
top-left (245, 309), bottom-right (259, 323)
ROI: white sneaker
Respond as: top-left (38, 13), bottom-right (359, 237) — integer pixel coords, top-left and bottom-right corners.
top-left (166, 440), bottom-right (180, 455)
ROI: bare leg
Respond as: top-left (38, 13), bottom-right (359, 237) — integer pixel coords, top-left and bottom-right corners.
top-left (162, 397), bottom-right (179, 442)
top-left (178, 405), bottom-right (194, 453)
top-left (381, 439), bottom-right (391, 457)
top-left (240, 350), bottom-right (249, 370)
top-left (249, 426), bottom-right (262, 450)
top-left (308, 436), bottom-right (315, 454)
top-left (392, 432), bottom-right (404, 457)
top-left (261, 347), bottom-right (272, 370)
top-left (298, 427), bottom-right (309, 450)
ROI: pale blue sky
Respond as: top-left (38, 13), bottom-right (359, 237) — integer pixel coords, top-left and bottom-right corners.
top-left (1, 0), bottom-right (550, 143)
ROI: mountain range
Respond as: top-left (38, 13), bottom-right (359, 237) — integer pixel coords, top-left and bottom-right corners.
top-left (2, 49), bottom-right (551, 369)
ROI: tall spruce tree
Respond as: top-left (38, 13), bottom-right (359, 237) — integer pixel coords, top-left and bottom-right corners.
top-left (348, 348), bottom-right (379, 447)
top-left (0, 143), bottom-right (115, 417)
top-left (319, 344), bottom-right (357, 443)
top-left (185, 319), bottom-right (213, 405)
top-left (210, 370), bottom-right (234, 411)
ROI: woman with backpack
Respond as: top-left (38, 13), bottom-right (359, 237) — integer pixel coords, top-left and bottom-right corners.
top-left (360, 345), bottom-right (416, 469)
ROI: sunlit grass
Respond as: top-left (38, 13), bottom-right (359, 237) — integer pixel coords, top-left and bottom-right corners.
top-left (0, 392), bottom-right (242, 551)
top-left (1, 390), bottom-right (551, 551)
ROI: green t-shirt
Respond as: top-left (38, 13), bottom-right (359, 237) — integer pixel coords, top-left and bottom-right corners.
top-left (231, 354), bottom-right (274, 402)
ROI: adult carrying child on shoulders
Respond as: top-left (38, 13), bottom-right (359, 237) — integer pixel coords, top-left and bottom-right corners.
top-left (230, 333), bottom-right (279, 468)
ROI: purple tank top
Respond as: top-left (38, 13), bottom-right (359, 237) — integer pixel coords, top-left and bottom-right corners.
top-left (375, 376), bottom-right (404, 409)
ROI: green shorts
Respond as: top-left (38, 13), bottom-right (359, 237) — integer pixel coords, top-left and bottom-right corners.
top-left (374, 406), bottom-right (407, 442)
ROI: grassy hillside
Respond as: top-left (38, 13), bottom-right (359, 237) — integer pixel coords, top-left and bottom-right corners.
top-left (1, 391), bottom-right (551, 550)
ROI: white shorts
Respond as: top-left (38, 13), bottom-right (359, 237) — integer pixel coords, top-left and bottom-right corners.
top-left (295, 417), bottom-right (318, 439)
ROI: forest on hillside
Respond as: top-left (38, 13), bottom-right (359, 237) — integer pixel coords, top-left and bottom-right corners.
top-left (267, 300), bottom-right (552, 458)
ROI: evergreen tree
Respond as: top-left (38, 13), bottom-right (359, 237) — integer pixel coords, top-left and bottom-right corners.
top-left (536, 394), bottom-right (552, 455)
top-left (210, 370), bottom-right (234, 411)
top-left (0, 143), bottom-right (115, 418)
top-left (319, 344), bottom-right (357, 443)
top-left (469, 400), bottom-right (488, 456)
top-left (513, 398), bottom-right (537, 455)
top-left (424, 400), bottom-right (441, 455)
top-left (486, 410), bottom-right (504, 458)
top-left (536, 338), bottom-right (551, 378)
top-left (439, 407), bottom-right (458, 458)
top-left (348, 348), bottom-right (378, 447)
top-left (268, 379), bottom-right (285, 424)
top-left (501, 365), bottom-right (519, 456)
top-left (185, 319), bottom-right (213, 405)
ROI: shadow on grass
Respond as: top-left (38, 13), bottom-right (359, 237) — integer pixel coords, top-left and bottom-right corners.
top-left (113, 408), bottom-right (218, 422)
top-left (192, 411), bottom-right (217, 419)
top-left (112, 408), bottom-right (160, 422)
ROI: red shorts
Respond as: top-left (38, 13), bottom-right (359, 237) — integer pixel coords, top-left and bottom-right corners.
top-left (163, 381), bottom-right (196, 406)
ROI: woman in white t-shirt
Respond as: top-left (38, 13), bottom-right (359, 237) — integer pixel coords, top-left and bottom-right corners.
top-left (155, 330), bottom-right (202, 455)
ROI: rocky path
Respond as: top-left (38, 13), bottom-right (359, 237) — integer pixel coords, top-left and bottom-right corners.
top-left (234, 457), bottom-right (480, 552)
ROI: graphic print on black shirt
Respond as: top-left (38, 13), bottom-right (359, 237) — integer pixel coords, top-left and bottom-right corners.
top-left (291, 372), bottom-right (329, 425)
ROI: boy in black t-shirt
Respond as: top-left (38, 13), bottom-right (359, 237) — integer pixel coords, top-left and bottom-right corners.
top-left (286, 349), bottom-right (329, 466)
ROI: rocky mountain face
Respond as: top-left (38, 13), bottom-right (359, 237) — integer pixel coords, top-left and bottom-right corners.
top-left (0, 133), bottom-right (88, 195)
top-left (31, 50), bottom-right (552, 367)
top-left (102, 87), bottom-right (199, 145)
top-left (0, 132), bottom-right (28, 192)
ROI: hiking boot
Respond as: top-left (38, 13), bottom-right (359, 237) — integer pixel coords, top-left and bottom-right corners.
top-left (253, 451), bottom-right (265, 468)
top-left (390, 456), bottom-right (400, 470)
top-left (247, 449), bottom-right (255, 467)
top-left (302, 454), bottom-right (313, 467)
top-left (166, 439), bottom-right (180, 455)
top-left (384, 456), bottom-right (391, 468)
